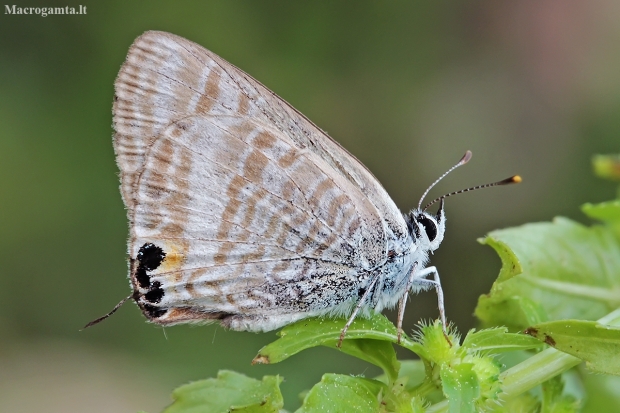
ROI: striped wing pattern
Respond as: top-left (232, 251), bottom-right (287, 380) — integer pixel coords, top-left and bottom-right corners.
top-left (113, 31), bottom-right (409, 330)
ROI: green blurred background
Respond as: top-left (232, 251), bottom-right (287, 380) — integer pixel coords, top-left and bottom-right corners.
top-left (2, 1), bottom-right (620, 411)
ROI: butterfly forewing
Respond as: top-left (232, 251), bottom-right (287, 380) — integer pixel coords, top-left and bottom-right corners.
top-left (113, 31), bottom-right (410, 331)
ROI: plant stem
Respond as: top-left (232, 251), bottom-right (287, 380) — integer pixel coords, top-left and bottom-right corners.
top-left (495, 348), bottom-right (581, 402)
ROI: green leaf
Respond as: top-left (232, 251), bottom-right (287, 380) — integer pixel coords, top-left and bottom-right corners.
top-left (162, 371), bottom-right (283, 413)
top-left (395, 360), bottom-right (428, 391)
top-left (296, 374), bottom-right (387, 413)
top-left (582, 200), bottom-right (620, 236)
top-left (440, 363), bottom-right (479, 413)
top-left (582, 200), bottom-right (620, 223)
top-left (525, 319), bottom-right (620, 375)
top-left (476, 295), bottom-right (547, 332)
top-left (339, 339), bottom-right (401, 384)
top-left (476, 217), bottom-right (620, 330)
top-left (253, 313), bottom-right (420, 365)
top-left (461, 327), bottom-right (542, 353)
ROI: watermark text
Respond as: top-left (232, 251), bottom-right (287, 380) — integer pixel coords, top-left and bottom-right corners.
top-left (5, 5), bottom-right (87, 17)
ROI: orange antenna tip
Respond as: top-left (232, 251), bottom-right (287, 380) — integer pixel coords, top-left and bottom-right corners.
top-left (423, 174), bottom-right (522, 211)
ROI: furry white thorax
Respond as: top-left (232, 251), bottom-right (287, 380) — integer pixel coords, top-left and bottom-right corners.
top-left (320, 203), bottom-right (447, 321)
top-left (375, 204), bottom-right (447, 310)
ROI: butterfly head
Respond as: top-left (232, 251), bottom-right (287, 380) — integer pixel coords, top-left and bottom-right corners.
top-left (407, 198), bottom-right (445, 251)
top-left (408, 150), bottom-right (520, 252)
top-left (406, 151), bottom-right (471, 252)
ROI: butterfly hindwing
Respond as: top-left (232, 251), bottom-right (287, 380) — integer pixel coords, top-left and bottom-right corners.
top-left (113, 31), bottom-right (410, 330)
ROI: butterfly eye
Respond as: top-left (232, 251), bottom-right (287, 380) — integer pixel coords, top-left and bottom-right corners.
top-left (416, 215), bottom-right (437, 242)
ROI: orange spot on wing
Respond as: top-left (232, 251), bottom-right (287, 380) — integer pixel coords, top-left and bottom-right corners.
top-left (159, 242), bottom-right (187, 273)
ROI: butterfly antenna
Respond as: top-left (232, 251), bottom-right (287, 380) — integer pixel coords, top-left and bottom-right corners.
top-left (423, 175), bottom-right (521, 211)
top-left (81, 294), bottom-right (132, 330)
top-left (417, 150), bottom-right (473, 210)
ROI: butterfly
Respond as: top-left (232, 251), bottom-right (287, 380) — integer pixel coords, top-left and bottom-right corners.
top-left (91, 31), bottom-right (519, 345)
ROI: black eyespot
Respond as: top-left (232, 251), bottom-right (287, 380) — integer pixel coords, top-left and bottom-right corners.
top-left (143, 304), bottom-right (167, 318)
top-left (137, 243), bottom-right (166, 271)
top-left (135, 265), bottom-right (150, 289)
top-left (145, 281), bottom-right (164, 303)
top-left (134, 243), bottom-right (166, 289)
top-left (416, 215), bottom-right (437, 242)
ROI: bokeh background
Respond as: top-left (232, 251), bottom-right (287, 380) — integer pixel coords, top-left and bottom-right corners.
top-left (2, 1), bottom-right (620, 412)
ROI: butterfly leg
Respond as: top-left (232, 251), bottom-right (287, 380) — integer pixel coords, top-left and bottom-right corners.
top-left (396, 263), bottom-right (419, 343)
top-left (414, 266), bottom-right (451, 343)
top-left (338, 272), bottom-right (381, 348)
